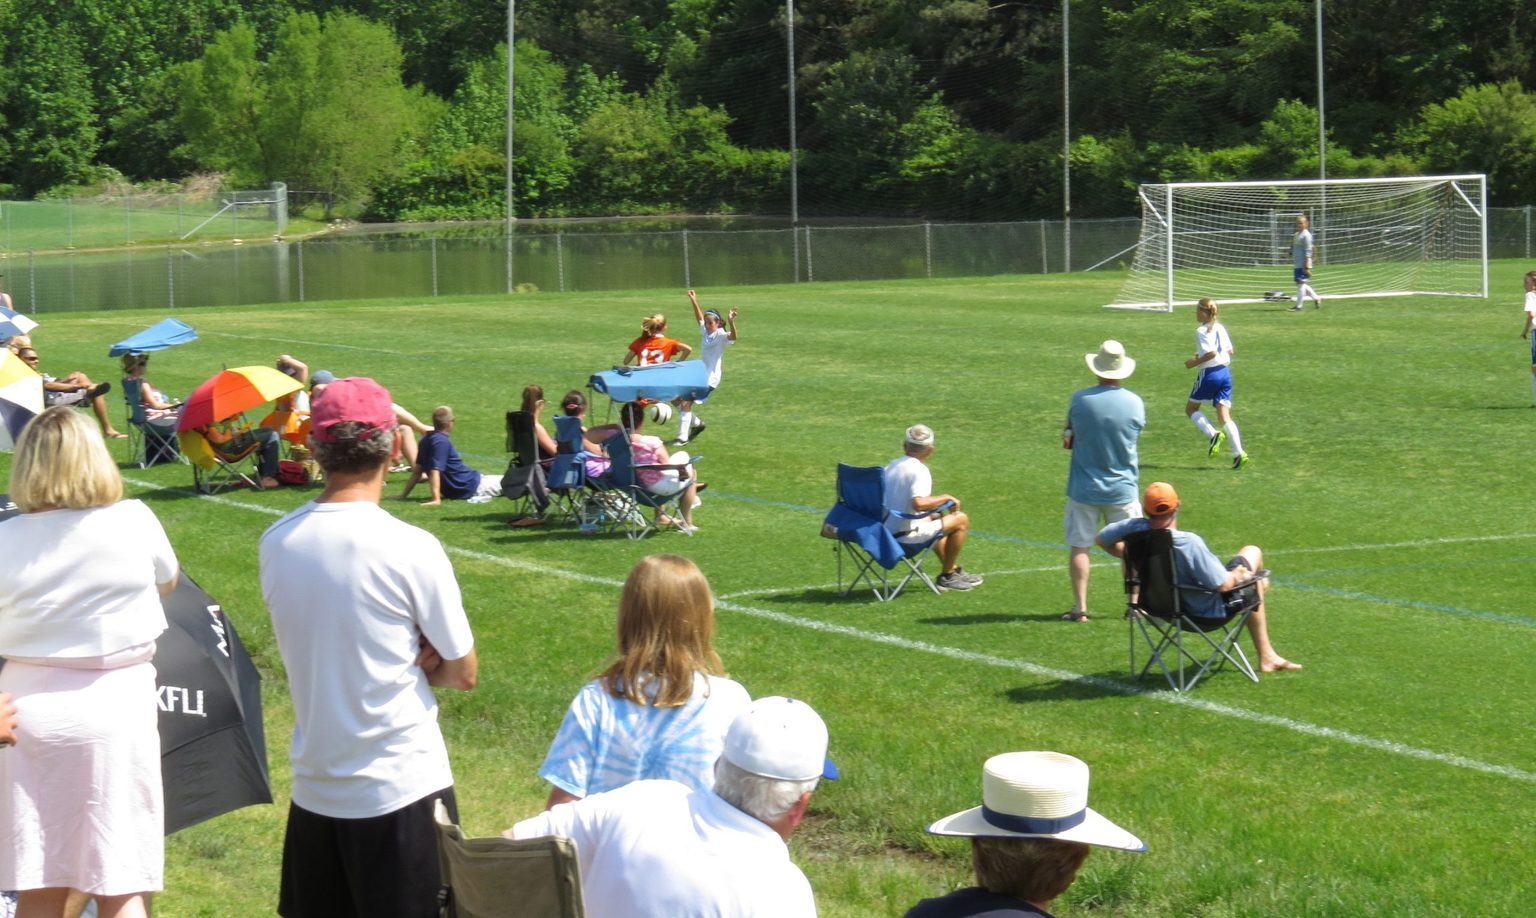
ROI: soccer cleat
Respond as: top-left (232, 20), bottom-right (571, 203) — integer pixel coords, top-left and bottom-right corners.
top-left (1314, 299), bottom-right (1322, 310)
top-left (1207, 431), bottom-right (1226, 458)
top-left (1289, 304), bottom-right (1304, 312)
top-left (1232, 452), bottom-right (1250, 470)
top-left (935, 571), bottom-right (976, 591)
top-left (688, 419), bottom-right (706, 441)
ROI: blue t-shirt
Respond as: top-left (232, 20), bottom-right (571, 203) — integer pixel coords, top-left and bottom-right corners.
top-left (1066, 384), bottom-right (1144, 505)
top-left (416, 430), bottom-right (482, 500)
top-left (1097, 517), bottom-right (1230, 617)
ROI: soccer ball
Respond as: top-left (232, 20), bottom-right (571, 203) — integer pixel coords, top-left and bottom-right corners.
top-left (647, 401), bottom-right (674, 425)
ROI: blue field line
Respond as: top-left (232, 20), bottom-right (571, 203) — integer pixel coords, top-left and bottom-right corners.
top-left (1271, 578), bottom-right (1536, 628)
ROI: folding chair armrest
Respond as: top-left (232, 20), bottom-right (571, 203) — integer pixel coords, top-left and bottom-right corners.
top-left (891, 499), bottom-right (952, 521)
top-left (1223, 569), bottom-right (1270, 593)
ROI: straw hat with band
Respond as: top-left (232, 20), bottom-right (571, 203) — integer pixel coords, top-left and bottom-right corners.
top-left (1085, 340), bottom-right (1136, 380)
top-left (926, 751), bottom-right (1145, 852)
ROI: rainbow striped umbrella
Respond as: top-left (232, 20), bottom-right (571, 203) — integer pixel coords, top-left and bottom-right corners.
top-left (0, 348), bottom-right (43, 451)
top-left (177, 366), bottom-right (303, 432)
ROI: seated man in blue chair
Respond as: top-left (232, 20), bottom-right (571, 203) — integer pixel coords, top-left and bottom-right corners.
top-left (1096, 481), bottom-right (1301, 674)
top-left (884, 424), bottom-right (980, 592)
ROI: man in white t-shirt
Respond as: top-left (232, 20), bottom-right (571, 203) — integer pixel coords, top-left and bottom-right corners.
top-left (507, 696), bottom-right (835, 918)
top-left (259, 377), bottom-right (478, 918)
top-left (674, 288), bottom-right (738, 444)
top-left (883, 424), bottom-right (980, 592)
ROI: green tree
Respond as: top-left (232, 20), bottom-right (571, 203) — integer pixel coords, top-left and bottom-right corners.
top-left (3, 20), bottom-right (102, 194)
top-left (1402, 81), bottom-right (1536, 205)
top-left (176, 11), bottom-right (431, 214)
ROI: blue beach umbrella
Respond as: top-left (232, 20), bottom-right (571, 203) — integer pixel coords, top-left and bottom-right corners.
top-left (0, 305), bottom-right (38, 342)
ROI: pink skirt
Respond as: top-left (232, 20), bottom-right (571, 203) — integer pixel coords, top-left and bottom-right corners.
top-left (0, 660), bottom-right (164, 895)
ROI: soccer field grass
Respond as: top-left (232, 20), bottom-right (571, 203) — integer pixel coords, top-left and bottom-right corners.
top-left (6, 264), bottom-right (1535, 915)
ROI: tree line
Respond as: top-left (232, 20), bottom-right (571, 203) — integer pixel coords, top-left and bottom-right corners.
top-left (2, 0), bottom-right (1535, 220)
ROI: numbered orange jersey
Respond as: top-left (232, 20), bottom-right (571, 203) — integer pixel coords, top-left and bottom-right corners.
top-left (628, 335), bottom-right (684, 367)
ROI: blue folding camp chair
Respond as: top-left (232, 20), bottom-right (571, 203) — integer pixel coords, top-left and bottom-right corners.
top-left (121, 377), bottom-right (181, 468)
top-left (589, 431), bottom-right (701, 539)
top-left (546, 415), bottom-right (591, 524)
top-left (821, 464), bottom-right (953, 601)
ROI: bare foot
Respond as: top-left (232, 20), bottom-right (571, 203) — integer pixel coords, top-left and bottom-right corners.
top-left (1261, 658), bottom-right (1303, 673)
top-left (105, 430), bottom-right (128, 439)
top-left (260, 476), bottom-right (281, 490)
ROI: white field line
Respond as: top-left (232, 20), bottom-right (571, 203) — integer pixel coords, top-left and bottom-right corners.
top-left (716, 564), bottom-right (1108, 601)
top-left (128, 478), bottom-right (1536, 786)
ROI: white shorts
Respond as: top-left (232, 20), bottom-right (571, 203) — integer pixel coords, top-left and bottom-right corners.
top-left (895, 516), bottom-right (943, 544)
top-left (1064, 498), bottom-right (1140, 549)
top-left (467, 474), bottom-right (503, 504)
top-left (643, 450), bottom-right (692, 498)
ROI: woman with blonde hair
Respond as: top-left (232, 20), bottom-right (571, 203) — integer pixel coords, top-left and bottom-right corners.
top-left (0, 407), bottom-right (180, 918)
top-left (622, 313), bottom-right (692, 367)
top-left (536, 555), bottom-right (749, 808)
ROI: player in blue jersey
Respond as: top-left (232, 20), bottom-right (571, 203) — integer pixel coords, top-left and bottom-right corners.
top-left (1185, 299), bottom-right (1248, 469)
top-left (1290, 215), bottom-right (1322, 311)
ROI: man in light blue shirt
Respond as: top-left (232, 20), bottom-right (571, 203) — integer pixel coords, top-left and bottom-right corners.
top-left (1061, 340), bottom-right (1145, 622)
top-left (1096, 481), bottom-right (1301, 674)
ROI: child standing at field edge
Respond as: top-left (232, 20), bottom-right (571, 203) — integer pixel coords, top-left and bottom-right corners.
top-left (1521, 271), bottom-right (1536, 405)
top-left (1184, 298), bottom-right (1248, 469)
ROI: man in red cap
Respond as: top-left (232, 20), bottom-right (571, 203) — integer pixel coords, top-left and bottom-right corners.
top-left (1096, 481), bottom-right (1300, 674)
top-left (259, 376), bottom-right (480, 918)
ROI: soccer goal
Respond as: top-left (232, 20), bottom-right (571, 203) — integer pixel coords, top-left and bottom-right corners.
top-left (1105, 175), bottom-right (1487, 311)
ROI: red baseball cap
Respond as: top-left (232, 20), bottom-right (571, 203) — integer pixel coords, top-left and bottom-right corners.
top-left (310, 377), bottom-right (394, 443)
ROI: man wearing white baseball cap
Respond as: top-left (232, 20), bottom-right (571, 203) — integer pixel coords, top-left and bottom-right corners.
top-left (906, 751), bottom-right (1144, 917)
top-left (507, 696), bottom-right (836, 917)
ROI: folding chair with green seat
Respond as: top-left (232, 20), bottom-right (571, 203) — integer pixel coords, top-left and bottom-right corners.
top-left (433, 800), bottom-right (584, 918)
top-left (121, 377), bottom-right (181, 468)
top-left (821, 463), bottom-right (953, 601)
top-left (179, 426), bottom-right (262, 494)
top-left (1121, 527), bottom-right (1267, 692)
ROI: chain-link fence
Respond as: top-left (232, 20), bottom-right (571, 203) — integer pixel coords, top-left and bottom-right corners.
top-left (4, 208), bottom-right (1535, 314)
top-left (0, 184), bottom-right (287, 253)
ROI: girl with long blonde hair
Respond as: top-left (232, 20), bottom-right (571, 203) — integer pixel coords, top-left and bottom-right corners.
top-left (536, 555), bottom-right (748, 808)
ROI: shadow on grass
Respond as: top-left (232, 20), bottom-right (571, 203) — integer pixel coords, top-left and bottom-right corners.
top-left (1138, 463), bottom-right (1227, 473)
top-left (1002, 674), bottom-right (1136, 704)
top-left (917, 612), bottom-right (1061, 625)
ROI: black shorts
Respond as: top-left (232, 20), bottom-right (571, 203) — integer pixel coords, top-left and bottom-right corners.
top-left (279, 787), bottom-right (457, 918)
top-left (1226, 555), bottom-right (1252, 573)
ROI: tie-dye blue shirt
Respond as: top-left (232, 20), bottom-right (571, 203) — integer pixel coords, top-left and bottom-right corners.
top-left (539, 673), bottom-right (752, 797)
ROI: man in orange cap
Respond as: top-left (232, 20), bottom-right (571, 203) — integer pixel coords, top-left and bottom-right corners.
top-left (1096, 481), bottom-right (1301, 674)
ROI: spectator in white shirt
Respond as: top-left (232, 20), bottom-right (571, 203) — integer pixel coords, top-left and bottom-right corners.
top-left (884, 424), bottom-right (979, 592)
top-left (260, 377), bottom-right (478, 918)
top-left (507, 696), bottom-right (837, 918)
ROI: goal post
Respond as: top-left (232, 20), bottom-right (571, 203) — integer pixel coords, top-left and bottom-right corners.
top-left (1105, 175), bottom-right (1488, 311)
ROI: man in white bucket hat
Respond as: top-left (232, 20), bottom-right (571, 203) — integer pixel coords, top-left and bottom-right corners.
top-left (507, 696), bottom-right (837, 917)
top-left (907, 751), bottom-right (1144, 917)
top-left (1059, 340), bottom-right (1145, 623)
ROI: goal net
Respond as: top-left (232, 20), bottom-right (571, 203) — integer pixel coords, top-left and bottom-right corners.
top-left (1106, 175), bottom-right (1487, 311)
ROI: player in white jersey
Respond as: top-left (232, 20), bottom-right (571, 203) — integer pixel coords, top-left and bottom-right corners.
top-left (1184, 298), bottom-right (1248, 469)
top-left (673, 289), bottom-right (738, 443)
top-left (1521, 271), bottom-right (1536, 405)
top-left (1290, 215), bottom-right (1322, 311)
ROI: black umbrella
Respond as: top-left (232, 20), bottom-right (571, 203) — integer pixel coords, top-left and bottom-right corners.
top-left (0, 496), bottom-right (272, 833)
top-left (156, 573), bottom-right (273, 833)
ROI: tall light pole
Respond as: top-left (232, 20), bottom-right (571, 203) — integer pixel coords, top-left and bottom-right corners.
top-left (505, 0), bottom-right (516, 292)
top-left (1315, 0), bottom-right (1326, 262)
top-left (1062, 0), bottom-right (1071, 273)
top-left (786, 0), bottom-right (799, 228)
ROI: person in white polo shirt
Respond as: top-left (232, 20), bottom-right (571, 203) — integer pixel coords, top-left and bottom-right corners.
top-left (506, 696), bottom-right (837, 918)
top-left (260, 377), bottom-right (479, 918)
top-left (884, 424), bottom-right (980, 592)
